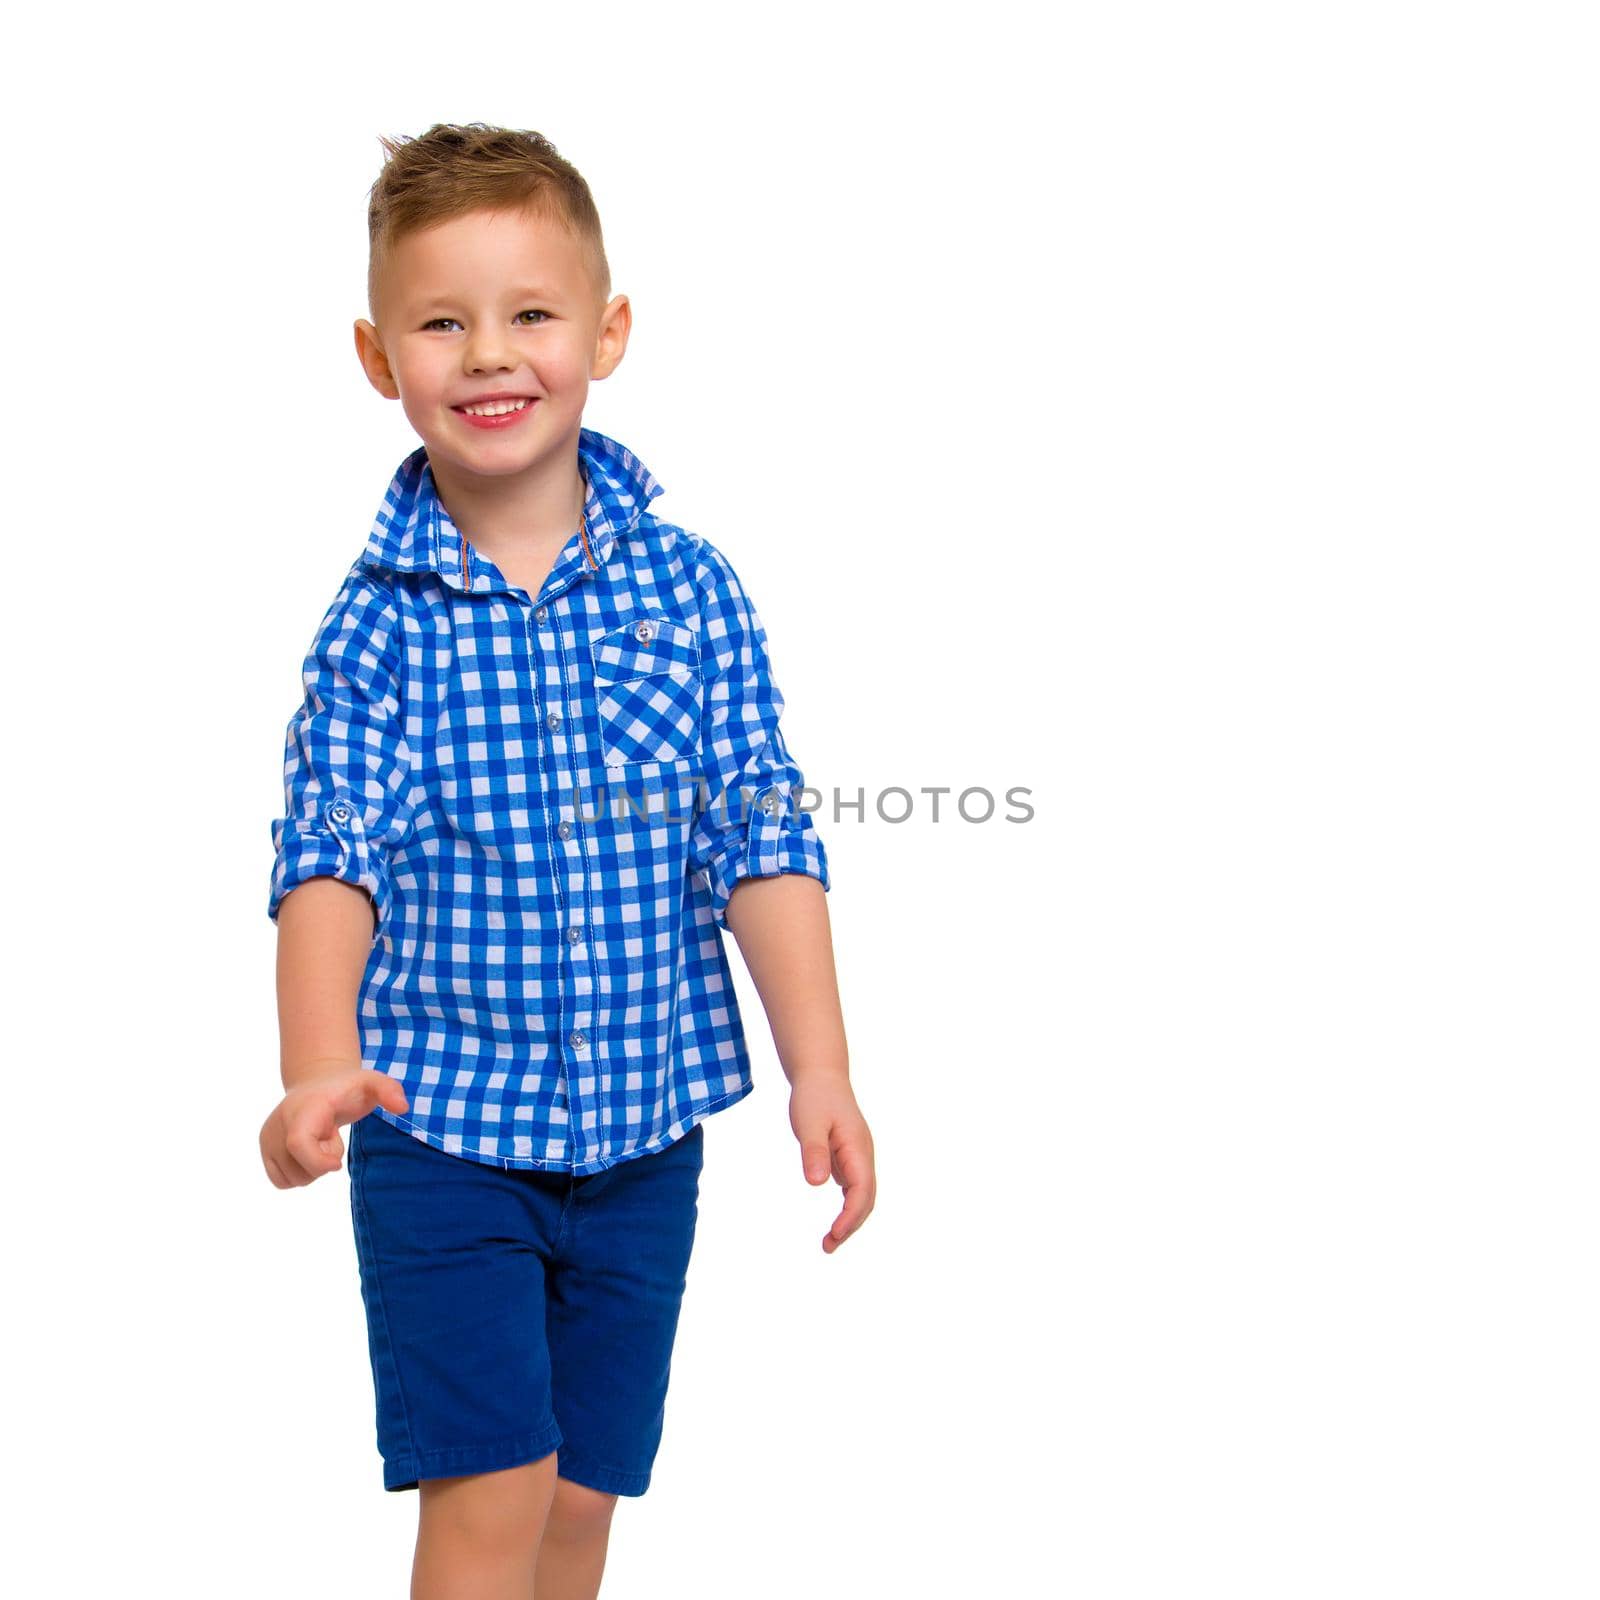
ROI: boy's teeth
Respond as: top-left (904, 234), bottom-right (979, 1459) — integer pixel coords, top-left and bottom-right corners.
top-left (461, 398), bottom-right (530, 416)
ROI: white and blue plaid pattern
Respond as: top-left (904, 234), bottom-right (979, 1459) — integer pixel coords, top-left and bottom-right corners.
top-left (269, 428), bottom-right (830, 1174)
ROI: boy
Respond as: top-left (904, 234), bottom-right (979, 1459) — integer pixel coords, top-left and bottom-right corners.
top-left (259, 123), bottom-right (875, 1600)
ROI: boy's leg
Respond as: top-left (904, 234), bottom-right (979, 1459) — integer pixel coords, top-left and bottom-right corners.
top-left (534, 1478), bottom-right (620, 1600)
top-left (544, 1120), bottom-right (707, 1491)
top-left (347, 1112), bottom-right (572, 1592)
top-left (414, 1454), bottom-right (559, 1600)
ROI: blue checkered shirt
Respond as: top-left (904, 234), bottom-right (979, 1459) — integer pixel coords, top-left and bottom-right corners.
top-left (268, 428), bottom-right (831, 1174)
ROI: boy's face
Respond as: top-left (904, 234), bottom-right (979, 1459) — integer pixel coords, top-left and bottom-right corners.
top-left (353, 203), bottom-right (629, 488)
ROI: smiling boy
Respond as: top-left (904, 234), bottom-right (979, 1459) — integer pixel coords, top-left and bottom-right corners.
top-left (259, 123), bottom-right (874, 1600)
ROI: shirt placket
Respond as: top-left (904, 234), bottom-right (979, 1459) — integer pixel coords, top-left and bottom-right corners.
top-left (440, 487), bottom-right (612, 1171)
top-left (528, 556), bottom-right (601, 1169)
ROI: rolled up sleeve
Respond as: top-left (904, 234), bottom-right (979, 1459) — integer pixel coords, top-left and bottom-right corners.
top-left (267, 570), bottom-right (419, 946)
top-left (686, 545), bottom-right (831, 930)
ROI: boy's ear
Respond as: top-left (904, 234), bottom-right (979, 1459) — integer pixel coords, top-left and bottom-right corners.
top-left (353, 318), bottom-right (400, 399)
top-left (590, 294), bottom-right (632, 382)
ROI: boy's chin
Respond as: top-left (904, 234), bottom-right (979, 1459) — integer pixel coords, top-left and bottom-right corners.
top-left (426, 437), bottom-right (572, 481)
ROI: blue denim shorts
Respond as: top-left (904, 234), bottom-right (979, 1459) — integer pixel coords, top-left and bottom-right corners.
top-left (347, 1110), bottom-right (706, 1496)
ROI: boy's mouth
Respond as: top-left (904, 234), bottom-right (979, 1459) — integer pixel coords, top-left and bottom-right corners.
top-left (452, 397), bottom-right (538, 430)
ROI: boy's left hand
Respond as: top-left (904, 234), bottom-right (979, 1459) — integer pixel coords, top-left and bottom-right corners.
top-left (789, 1074), bottom-right (876, 1253)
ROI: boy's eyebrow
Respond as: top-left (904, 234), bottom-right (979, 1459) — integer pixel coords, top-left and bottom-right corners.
top-left (407, 284), bottom-right (564, 311)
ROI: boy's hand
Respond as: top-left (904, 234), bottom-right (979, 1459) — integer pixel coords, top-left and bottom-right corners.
top-left (789, 1074), bottom-right (876, 1253)
top-left (260, 1066), bottom-right (410, 1189)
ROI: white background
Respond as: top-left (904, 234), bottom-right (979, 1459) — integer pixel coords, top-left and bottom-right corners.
top-left (5, 3), bottom-right (1595, 1595)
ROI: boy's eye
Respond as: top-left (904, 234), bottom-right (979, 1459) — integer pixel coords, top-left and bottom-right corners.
top-left (422, 310), bottom-right (548, 332)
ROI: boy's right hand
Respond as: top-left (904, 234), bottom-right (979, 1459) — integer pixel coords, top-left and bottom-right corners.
top-left (260, 1066), bottom-right (410, 1189)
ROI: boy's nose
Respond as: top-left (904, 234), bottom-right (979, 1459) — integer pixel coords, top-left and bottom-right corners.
top-left (466, 332), bottom-right (521, 373)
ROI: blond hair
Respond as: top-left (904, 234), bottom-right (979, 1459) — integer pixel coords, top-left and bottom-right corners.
top-left (366, 122), bottom-right (610, 321)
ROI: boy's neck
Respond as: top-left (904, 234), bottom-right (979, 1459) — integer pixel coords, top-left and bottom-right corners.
top-left (428, 441), bottom-right (589, 578)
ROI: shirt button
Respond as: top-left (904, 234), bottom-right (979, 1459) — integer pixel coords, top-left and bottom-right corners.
top-left (329, 804), bottom-right (351, 823)
top-left (634, 620), bottom-right (653, 642)
top-left (546, 710), bottom-right (562, 732)
top-left (761, 793), bottom-right (779, 814)
top-left (535, 605), bottom-right (548, 624)
top-left (569, 1029), bottom-right (587, 1050)
top-left (567, 926), bottom-right (582, 944)
top-left (557, 820), bottom-right (572, 840)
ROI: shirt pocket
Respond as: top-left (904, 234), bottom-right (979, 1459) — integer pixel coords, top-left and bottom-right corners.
top-left (590, 615), bottom-right (703, 766)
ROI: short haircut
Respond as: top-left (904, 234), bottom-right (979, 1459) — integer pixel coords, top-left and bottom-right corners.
top-left (365, 122), bottom-right (611, 323)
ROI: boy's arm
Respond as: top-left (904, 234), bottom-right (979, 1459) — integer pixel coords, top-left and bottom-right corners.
top-left (267, 571), bottom-right (420, 952)
top-left (263, 877), bottom-right (407, 1187)
top-left (684, 544), bottom-right (832, 930)
top-left (275, 877), bottom-right (374, 1089)
top-left (264, 871), bottom-right (409, 1191)
top-left (684, 542), bottom-right (874, 1249)
top-left (725, 873), bottom-right (875, 1253)
top-left (262, 572), bottom-right (416, 1185)
top-left (723, 873), bottom-right (847, 1085)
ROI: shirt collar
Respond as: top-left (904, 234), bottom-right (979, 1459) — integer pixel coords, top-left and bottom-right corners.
top-left (359, 427), bottom-right (665, 593)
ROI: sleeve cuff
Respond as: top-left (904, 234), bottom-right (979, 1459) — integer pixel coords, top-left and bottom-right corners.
top-left (703, 782), bottom-right (831, 930)
top-left (267, 789), bottom-right (391, 945)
